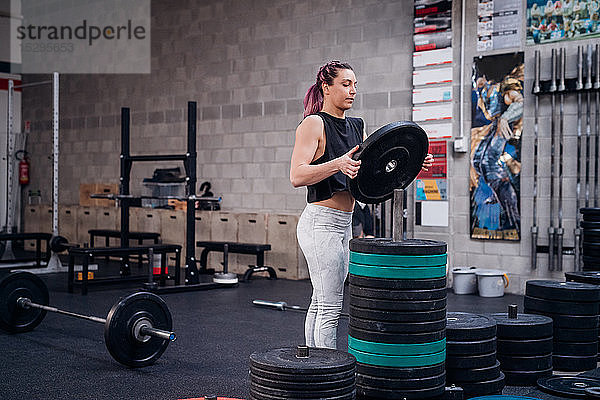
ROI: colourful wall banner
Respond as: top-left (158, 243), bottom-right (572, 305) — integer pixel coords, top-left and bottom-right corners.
top-left (526, 0), bottom-right (600, 45)
top-left (470, 53), bottom-right (523, 241)
top-left (416, 140), bottom-right (447, 201)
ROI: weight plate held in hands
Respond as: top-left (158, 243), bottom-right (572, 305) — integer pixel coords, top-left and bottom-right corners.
top-left (348, 121), bottom-right (428, 204)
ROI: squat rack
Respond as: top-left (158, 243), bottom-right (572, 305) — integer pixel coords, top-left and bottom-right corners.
top-left (117, 101), bottom-right (224, 293)
top-left (3, 73), bottom-right (60, 271)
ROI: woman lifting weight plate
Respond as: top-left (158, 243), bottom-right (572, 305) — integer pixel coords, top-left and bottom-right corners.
top-left (289, 60), bottom-right (434, 349)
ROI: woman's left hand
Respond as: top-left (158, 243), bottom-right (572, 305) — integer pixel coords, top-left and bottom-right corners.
top-left (421, 153), bottom-right (434, 171)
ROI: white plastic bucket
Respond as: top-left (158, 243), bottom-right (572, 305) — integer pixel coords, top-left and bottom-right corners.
top-left (452, 267), bottom-right (478, 294)
top-left (476, 269), bottom-right (509, 297)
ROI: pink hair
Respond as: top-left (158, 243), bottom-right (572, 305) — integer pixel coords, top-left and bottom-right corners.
top-left (303, 60), bottom-right (354, 118)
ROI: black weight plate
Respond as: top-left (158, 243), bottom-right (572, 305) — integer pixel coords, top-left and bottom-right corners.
top-left (348, 326), bottom-right (445, 344)
top-left (453, 372), bottom-right (505, 397)
top-left (348, 121), bottom-right (428, 204)
top-left (0, 271), bottom-right (49, 333)
top-left (356, 361), bottom-right (445, 379)
top-left (523, 295), bottom-right (598, 316)
top-left (526, 280), bottom-right (600, 302)
top-left (566, 271), bottom-right (600, 285)
top-left (356, 382), bottom-right (445, 400)
top-left (349, 286), bottom-right (447, 301)
top-left (446, 352), bottom-right (497, 369)
top-left (583, 230), bottom-right (600, 242)
top-left (349, 274), bottom-right (446, 290)
top-left (349, 305), bottom-right (446, 323)
top-left (446, 338), bottom-right (496, 356)
top-left (447, 361), bottom-right (501, 383)
top-left (503, 368), bottom-right (553, 387)
top-left (523, 309), bottom-right (599, 329)
top-left (104, 291), bottom-right (173, 368)
top-left (582, 221), bottom-right (600, 229)
top-left (538, 376), bottom-right (600, 398)
top-left (249, 388), bottom-right (355, 400)
top-left (489, 312), bottom-right (553, 340)
top-left (249, 347), bottom-right (355, 375)
top-left (583, 243), bottom-right (600, 257)
top-left (554, 327), bottom-right (599, 343)
top-left (250, 373), bottom-right (354, 391)
top-left (553, 341), bottom-right (599, 356)
top-left (553, 354), bottom-right (598, 371)
top-left (350, 316), bottom-right (446, 334)
top-left (349, 295), bottom-right (446, 311)
top-left (446, 312), bottom-right (497, 341)
top-left (496, 337), bottom-right (553, 356)
top-left (585, 387), bottom-right (600, 399)
top-left (250, 381), bottom-right (354, 398)
top-left (583, 215), bottom-right (600, 222)
top-left (349, 238), bottom-right (446, 255)
top-left (581, 208), bottom-right (600, 216)
top-left (356, 371), bottom-right (445, 390)
top-left (497, 353), bottom-right (552, 371)
top-left (250, 364), bottom-right (355, 383)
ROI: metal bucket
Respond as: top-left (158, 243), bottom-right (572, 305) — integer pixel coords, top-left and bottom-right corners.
top-left (476, 269), bottom-right (509, 297)
top-left (452, 267), bottom-right (478, 295)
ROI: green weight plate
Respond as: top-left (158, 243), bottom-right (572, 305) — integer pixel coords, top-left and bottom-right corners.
top-left (349, 238), bottom-right (447, 255)
top-left (349, 263), bottom-right (446, 279)
top-left (348, 347), bottom-right (446, 367)
top-left (348, 336), bottom-right (446, 356)
top-left (0, 271), bottom-right (49, 333)
top-left (350, 252), bottom-right (447, 267)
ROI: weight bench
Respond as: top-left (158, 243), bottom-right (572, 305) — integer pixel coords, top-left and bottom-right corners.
top-left (88, 229), bottom-right (161, 247)
top-left (195, 241), bottom-right (276, 281)
top-left (0, 232), bottom-right (52, 269)
top-left (68, 244), bottom-right (181, 295)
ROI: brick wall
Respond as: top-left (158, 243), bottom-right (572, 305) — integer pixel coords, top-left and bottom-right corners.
top-left (19, 0), bottom-right (599, 293)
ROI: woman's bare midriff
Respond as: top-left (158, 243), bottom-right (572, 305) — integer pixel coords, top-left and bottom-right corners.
top-left (314, 191), bottom-right (355, 212)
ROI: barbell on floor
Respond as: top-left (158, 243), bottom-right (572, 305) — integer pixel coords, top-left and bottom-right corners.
top-left (0, 271), bottom-right (176, 367)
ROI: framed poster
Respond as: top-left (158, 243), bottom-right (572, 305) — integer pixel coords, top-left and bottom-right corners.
top-left (526, 0), bottom-right (600, 44)
top-left (470, 53), bottom-right (523, 241)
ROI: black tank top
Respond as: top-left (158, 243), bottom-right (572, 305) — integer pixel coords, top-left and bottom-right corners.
top-left (307, 112), bottom-right (364, 203)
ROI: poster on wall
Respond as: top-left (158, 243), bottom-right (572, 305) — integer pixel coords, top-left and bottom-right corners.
top-left (470, 53), bottom-right (523, 241)
top-left (526, 0), bottom-right (600, 44)
top-left (416, 140), bottom-right (447, 201)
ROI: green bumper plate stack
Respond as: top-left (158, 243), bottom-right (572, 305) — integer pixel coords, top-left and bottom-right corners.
top-left (348, 238), bottom-right (448, 400)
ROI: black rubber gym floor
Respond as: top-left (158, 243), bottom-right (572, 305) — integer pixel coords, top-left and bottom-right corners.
top-left (0, 271), bottom-right (597, 400)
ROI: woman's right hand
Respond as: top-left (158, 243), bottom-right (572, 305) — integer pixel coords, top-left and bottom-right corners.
top-left (337, 145), bottom-right (361, 179)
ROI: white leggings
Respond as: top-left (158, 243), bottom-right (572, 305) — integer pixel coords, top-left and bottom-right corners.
top-left (297, 203), bottom-right (352, 349)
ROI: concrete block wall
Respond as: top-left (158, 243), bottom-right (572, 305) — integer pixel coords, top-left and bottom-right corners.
top-left (18, 0), bottom-right (599, 292)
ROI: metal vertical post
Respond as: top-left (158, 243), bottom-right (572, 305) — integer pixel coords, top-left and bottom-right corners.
top-left (531, 50), bottom-right (540, 270)
top-left (392, 189), bottom-right (404, 242)
top-left (48, 72), bottom-right (61, 271)
top-left (1, 80), bottom-right (16, 260)
top-left (185, 101), bottom-right (199, 284)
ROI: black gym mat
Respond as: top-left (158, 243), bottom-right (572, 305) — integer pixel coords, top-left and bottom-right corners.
top-left (0, 271), bottom-right (591, 400)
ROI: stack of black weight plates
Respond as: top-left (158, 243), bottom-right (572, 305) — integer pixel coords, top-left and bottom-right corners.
top-left (446, 312), bottom-right (505, 398)
top-left (565, 271), bottom-right (600, 357)
top-left (524, 280), bottom-right (600, 372)
top-left (581, 208), bottom-right (600, 270)
top-left (490, 307), bottom-right (553, 386)
top-left (348, 238), bottom-right (447, 400)
top-left (249, 346), bottom-right (356, 400)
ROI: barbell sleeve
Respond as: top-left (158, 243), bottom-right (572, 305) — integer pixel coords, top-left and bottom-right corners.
top-left (139, 325), bottom-right (176, 342)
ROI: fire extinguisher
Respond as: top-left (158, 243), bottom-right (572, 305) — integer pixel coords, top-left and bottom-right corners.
top-left (16, 150), bottom-right (29, 185)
